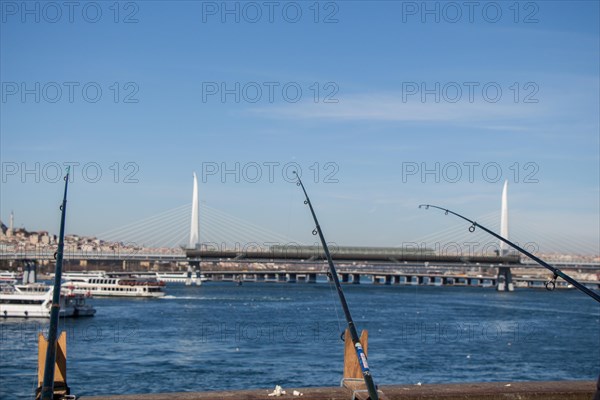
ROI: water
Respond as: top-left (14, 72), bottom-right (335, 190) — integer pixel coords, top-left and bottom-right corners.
top-left (1, 283), bottom-right (599, 398)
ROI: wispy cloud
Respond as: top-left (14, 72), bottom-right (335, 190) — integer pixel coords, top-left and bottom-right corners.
top-left (249, 94), bottom-right (546, 123)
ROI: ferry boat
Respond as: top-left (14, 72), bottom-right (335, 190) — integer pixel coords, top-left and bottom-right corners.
top-left (0, 284), bottom-right (96, 318)
top-left (0, 270), bottom-right (21, 285)
top-left (62, 272), bottom-right (165, 298)
top-left (155, 270), bottom-right (207, 285)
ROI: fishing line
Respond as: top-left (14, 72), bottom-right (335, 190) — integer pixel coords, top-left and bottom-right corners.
top-left (41, 167), bottom-right (71, 399)
top-left (294, 171), bottom-right (380, 400)
top-left (325, 261), bottom-right (344, 340)
top-left (420, 204), bottom-right (600, 303)
top-left (286, 175), bottom-right (295, 242)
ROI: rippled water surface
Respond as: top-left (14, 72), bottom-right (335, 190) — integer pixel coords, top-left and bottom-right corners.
top-left (1, 282), bottom-right (599, 399)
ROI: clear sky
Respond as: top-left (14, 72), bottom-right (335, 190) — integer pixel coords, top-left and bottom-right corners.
top-left (1, 1), bottom-right (599, 254)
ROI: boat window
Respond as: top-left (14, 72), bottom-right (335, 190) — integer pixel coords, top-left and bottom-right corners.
top-left (0, 299), bottom-right (45, 304)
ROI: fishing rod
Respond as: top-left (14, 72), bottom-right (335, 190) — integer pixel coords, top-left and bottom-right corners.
top-left (419, 204), bottom-right (600, 303)
top-left (40, 167), bottom-right (71, 400)
top-left (294, 172), bottom-right (380, 400)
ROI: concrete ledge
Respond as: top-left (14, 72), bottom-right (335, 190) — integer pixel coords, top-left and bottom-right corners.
top-left (81, 380), bottom-right (596, 400)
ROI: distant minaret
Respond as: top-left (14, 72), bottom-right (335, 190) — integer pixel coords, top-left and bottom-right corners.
top-left (500, 180), bottom-right (509, 256)
top-left (7, 211), bottom-right (14, 237)
top-left (188, 173), bottom-right (199, 249)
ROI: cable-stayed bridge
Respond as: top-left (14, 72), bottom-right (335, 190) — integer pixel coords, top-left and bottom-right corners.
top-left (94, 209), bottom-right (596, 258)
top-left (2, 176), bottom-right (598, 292)
top-left (103, 177), bottom-right (600, 291)
top-left (87, 176), bottom-right (598, 259)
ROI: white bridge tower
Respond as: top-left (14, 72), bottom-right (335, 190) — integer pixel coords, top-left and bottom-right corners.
top-left (497, 180), bottom-right (514, 291)
top-left (187, 173), bottom-right (201, 285)
top-left (189, 172), bottom-right (199, 249)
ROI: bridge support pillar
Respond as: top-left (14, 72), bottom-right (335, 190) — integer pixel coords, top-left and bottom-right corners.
top-left (288, 273), bottom-right (296, 283)
top-left (277, 273), bottom-right (286, 282)
top-left (385, 275), bottom-right (392, 285)
top-left (341, 274), bottom-right (349, 283)
top-left (308, 273), bottom-right (317, 284)
top-left (352, 274), bottom-right (360, 284)
top-left (497, 266), bottom-right (514, 292)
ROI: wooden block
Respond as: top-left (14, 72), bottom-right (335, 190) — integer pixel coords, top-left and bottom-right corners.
top-left (343, 329), bottom-right (368, 379)
top-left (342, 330), bottom-right (387, 399)
top-left (37, 332), bottom-right (68, 387)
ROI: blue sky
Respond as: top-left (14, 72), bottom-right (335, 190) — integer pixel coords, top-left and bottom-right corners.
top-left (1, 1), bottom-right (599, 254)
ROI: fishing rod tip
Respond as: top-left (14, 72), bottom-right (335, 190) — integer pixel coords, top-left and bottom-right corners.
top-left (293, 171), bottom-right (302, 186)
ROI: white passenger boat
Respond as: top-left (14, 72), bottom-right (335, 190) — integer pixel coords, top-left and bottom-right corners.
top-left (0, 284), bottom-right (96, 318)
top-left (155, 270), bottom-right (207, 285)
top-left (62, 272), bottom-right (165, 298)
top-left (0, 270), bottom-right (21, 285)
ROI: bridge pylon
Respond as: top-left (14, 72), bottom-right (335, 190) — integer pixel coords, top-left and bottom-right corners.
top-left (497, 180), bottom-right (514, 292)
top-left (185, 172), bottom-right (202, 285)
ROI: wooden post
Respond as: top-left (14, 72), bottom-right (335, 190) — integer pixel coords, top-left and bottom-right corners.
top-left (37, 332), bottom-right (70, 399)
top-left (343, 329), bottom-right (368, 380)
top-left (342, 329), bottom-right (386, 400)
